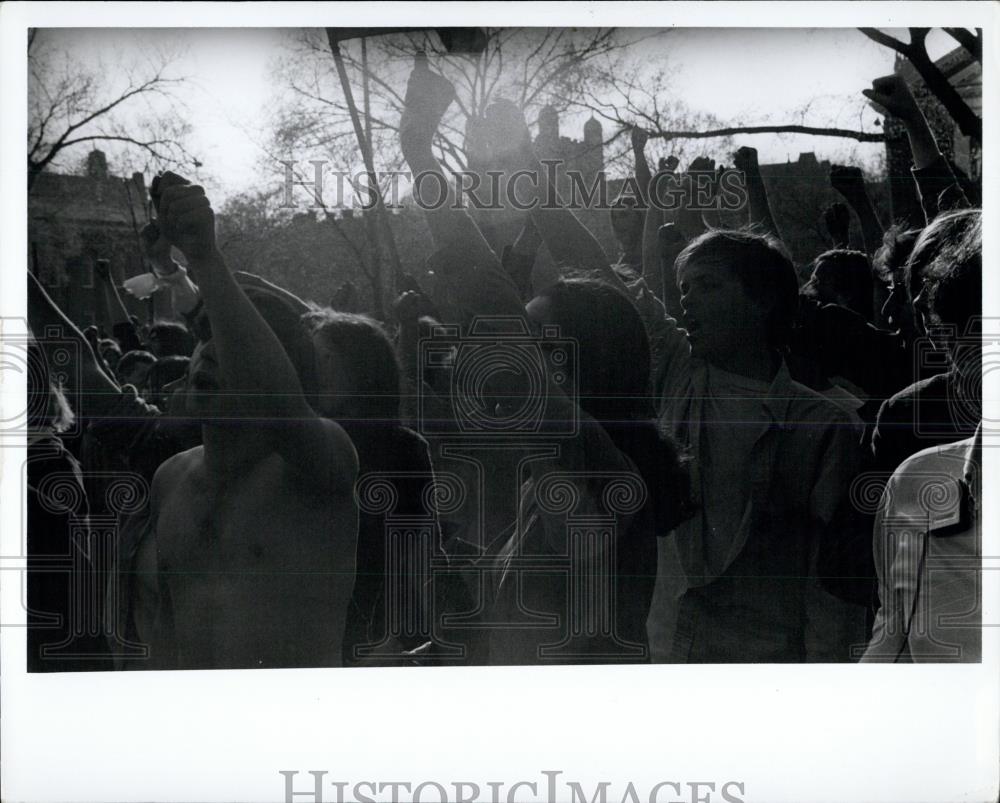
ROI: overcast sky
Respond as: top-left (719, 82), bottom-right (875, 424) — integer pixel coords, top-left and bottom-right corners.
top-left (34, 27), bottom-right (958, 202)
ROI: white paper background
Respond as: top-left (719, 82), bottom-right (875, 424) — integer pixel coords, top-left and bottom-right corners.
top-left (2, 3), bottom-right (997, 802)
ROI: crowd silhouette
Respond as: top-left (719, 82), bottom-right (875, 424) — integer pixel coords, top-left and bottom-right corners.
top-left (26, 58), bottom-right (982, 670)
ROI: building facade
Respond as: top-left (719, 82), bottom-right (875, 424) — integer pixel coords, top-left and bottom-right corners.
top-left (28, 150), bottom-right (160, 329)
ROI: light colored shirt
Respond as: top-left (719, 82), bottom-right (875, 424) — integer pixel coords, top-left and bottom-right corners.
top-left (862, 426), bottom-right (981, 662)
top-left (701, 364), bottom-right (772, 575)
top-left (638, 295), bottom-right (865, 662)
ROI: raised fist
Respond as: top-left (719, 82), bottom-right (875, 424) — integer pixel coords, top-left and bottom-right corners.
top-left (658, 155), bottom-right (680, 174)
top-left (400, 53), bottom-right (456, 162)
top-left (156, 172), bottom-right (216, 262)
top-left (392, 290), bottom-right (439, 328)
top-left (687, 156), bottom-right (716, 174)
top-left (397, 273), bottom-right (423, 295)
top-left (732, 146), bottom-right (759, 176)
top-left (658, 222), bottom-right (687, 248)
top-left (139, 221), bottom-right (178, 277)
top-left (829, 164), bottom-right (867, 199)
top-left (862, 73), bottom-right (922, 124)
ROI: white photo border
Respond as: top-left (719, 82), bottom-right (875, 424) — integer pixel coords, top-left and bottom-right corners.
top-left (1, 3), bottom-right (997, 802)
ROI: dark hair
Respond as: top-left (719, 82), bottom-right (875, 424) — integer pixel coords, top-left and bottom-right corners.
top-left (675, 228), bottom-right (799, 350)
top-left (303, 308), bottom-right (401, 424)
top-left (804, 249), bottom-right (873, 319)
top-left (146, 355), bottom-right (191, 394)
top-left (873, 224), bottom-right (921, 285)
top-left (910, 209), bottom-right (981, 335)
top-left (148, 321), bottom-right (194, 357)
top-left (537, 276), bottom-right (652, 424)
top-left (117, 349), bottom-right (156, 381)
top-left (535, 276), bottom-right (692, 531)
top-left (98, 338), bottom-right (122, 370)
top-left (907, 210), bottom-right (975, 300)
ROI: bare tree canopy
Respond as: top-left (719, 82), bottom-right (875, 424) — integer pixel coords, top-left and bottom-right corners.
top-left (569, 61), bottom-right (884, 158)
top-left (271, 27), bottom-right (635, 174)
top-left (28, 29), bottom-right (197, 189)
top-left (859, 27), bottom-right (981, 144)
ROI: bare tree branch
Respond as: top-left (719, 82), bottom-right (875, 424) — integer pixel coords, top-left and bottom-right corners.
top-left (648, 124), bottom-right (885, 143)
top-left (943, 27), bottom-right (982, 63)
top-left (28, 33), bottom-right (195, 188)
top-left (859, 27), bottom-right (981, 144)
top-left (859, 28), bottom-right (910, 55)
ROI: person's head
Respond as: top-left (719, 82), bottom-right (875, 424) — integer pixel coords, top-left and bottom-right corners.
top-left (304, 308), bottom-right (401, 425)
top-left (527, 276), bottom-right (693, 531)
top-left (907, 209), bottom-right (981, 383)
top-left (145, 355), bottom-right (190, 410)
top-left (116, 349), bottom-right (156, 388)
top-left (528, 276), bottom-right (651, 424)
top-left (873, 225), bottom-right (921, 332)
top-left (610, 191), bottom-right (644, 258)
top-left (147, 320), bottom-right (194, 358)
top-left (98, 338), bottom-right (122, 373)
top-left (184, 289), bottom-right (316, 421)
top-left (674, 229), bottom-right (799, 365)
top-left (907, 209), bottom-right (981, 329)
top-left (801, 249), bottom-right (874, 320)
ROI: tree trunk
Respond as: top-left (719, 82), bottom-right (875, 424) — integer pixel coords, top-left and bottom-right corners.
top-left (907, 49), bottom-right (982, 144)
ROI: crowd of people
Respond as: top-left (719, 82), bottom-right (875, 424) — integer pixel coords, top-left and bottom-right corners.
top-left (25, 59), bottom-right (982, 670)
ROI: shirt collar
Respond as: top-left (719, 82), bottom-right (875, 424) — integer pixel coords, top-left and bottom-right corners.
top-left (961, 423), bottom-right (982, 502)
top-left (762, 359), bottom-right (795, 425)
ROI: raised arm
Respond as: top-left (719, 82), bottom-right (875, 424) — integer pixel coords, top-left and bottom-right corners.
top-left (156, 173), bottom-right (357, 493)
top-left (139, 222), bottom-right (202, 317)
top-left (477, 99), bottom-right (613, 278)
top-left (672, 157), bottom-right (712, 241)
top-left (632, 126), bottom-right (653, 208)
top-left (93, 259), bottom-right (145, 353)
top-left (733, 146), bottom-right (781, 239)
top-left (822, 202), bottom-right (852, 250)
top-left (656, 222), bottom-right (688, 322)
top-left (501, 216), bottom-right (542, 301)
top-left (399, 54), bottom-right (501, 275)
top-left (829, 165), bottom-right (884, 255)
top-left (641, 153), bottom-right (678, 294)
top-left (28, 270), bottom-right (122, 415)
top-left (863, 74), bottom-right (969, 222)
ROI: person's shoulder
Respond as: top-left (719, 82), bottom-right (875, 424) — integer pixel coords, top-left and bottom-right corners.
top-left (786, 377), bottom-right (855, 426)
top-left (152, 445), bottom-right (204, 492)
top-left (891, 435), bottom-right (971, 479)
top-left (883, 437), bottom-right (972, 523)
top-left (884, 372), bottom-right (951, 410)
top-left (392, 425), bottom-right (433, 468)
